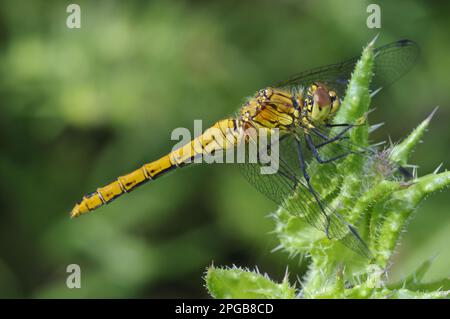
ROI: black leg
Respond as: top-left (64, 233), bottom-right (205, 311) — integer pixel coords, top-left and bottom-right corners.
top-left (398, 165), bottom-right (413, 179)
top-left (296, 138), bottom-right (331, 238)
top-left (305, 134), bottom-right (350, 164)
top-left (325, 123), bottom-right (353, 127)
top-left (312, 124), bottom-right (354, 148)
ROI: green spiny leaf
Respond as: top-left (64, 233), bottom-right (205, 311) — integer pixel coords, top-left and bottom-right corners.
top-left (375, 171), bottom-right (450, 266)
top-left (389, 107), bottom-right (438, 165)
top-left (386, 256), bottom-right (449, 292)
top-left (205, 266), bottom-right (296, 299)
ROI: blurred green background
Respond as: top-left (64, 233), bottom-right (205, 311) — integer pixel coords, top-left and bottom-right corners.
top-left (0, 0), bottom-right (448, 298)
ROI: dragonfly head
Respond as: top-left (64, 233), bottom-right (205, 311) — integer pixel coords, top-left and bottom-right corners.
top-left (304, 82), bottom-right (340, 124)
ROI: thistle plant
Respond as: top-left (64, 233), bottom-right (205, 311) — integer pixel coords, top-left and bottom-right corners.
top-left (204, 40), bottom-right (450, 299)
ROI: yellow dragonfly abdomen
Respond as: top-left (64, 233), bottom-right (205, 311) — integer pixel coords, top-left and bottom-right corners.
top-left (71, 118), bottom-right (239, 218)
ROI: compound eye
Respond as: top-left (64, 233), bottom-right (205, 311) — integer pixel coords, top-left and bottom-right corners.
top-left (314, 87), bottom-right (331, 108)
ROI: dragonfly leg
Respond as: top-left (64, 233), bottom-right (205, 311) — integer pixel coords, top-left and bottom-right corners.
top-left (325, 123), bottom-right (353, 127)
top-left (398, 165), bottom-right (413, 179)
top-left (313, 124), bottom-right (354, 148)
top-left (305, 134), bottom-right (350, 164)
top-left (296, 138), bottom-right (331, 238)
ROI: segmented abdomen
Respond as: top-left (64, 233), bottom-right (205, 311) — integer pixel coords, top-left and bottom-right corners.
top-left (70, 118), bottom-right (240, 217)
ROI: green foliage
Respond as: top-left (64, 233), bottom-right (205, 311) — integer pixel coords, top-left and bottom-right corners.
top-left (205, 266), bottom-right (296, 299)
top-left (205, 39), bottom-right (450, 299)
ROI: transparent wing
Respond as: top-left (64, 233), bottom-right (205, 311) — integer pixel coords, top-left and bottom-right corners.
top-left (275, 39), bottom-right (420, 97)
top-left (239, 133), bottom-right (371, 257)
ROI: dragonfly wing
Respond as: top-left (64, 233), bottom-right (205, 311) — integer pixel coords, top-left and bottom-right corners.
top-left (275, 39), bottom-right (419, 97)
top-left (371, 39), bottom-right (420, 90)
top-left (238, 134), bottom-right (371, 257)
top-left (275, 58), bottom-right (355, 97)
top-left (239, 135), bottom-right (300, 204)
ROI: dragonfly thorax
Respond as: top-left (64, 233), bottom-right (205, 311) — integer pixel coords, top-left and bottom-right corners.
top-left (239, 88), bottom-right (300, 131)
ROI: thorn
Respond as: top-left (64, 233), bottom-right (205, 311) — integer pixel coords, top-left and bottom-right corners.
top-left (298, 253), bottom-right (304, 265)
top-left (296, 275), bottom-right (305, 289)
top-left (388, 136), bottom-right (394, 148)
top-left (284, 266), bottom-right (290, 282)
top-left (367, 107), bottom-right (377, 114)
top-left (425, 106), bottom-right (439, 123)
top-left (369, 122), bottom-right (385, 133)
top-left (371, 141), bottom-right (386, 148)
top-left (370, 87), bottom-right (383, 98)
top-left (368, 33), bottom-right (380, 48)
top-left (271, 244), bottom-right (284, 253)
top-left (433, 163), bottom-right (443, 175)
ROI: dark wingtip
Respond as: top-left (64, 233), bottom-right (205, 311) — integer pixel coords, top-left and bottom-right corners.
top-left (397, 39), bottom-right (413, 46)
top-left (396, 39), bottom-right (420, 53)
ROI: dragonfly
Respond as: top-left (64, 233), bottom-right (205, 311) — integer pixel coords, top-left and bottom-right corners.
top-left (70, 39), bottom-right (419, 257)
